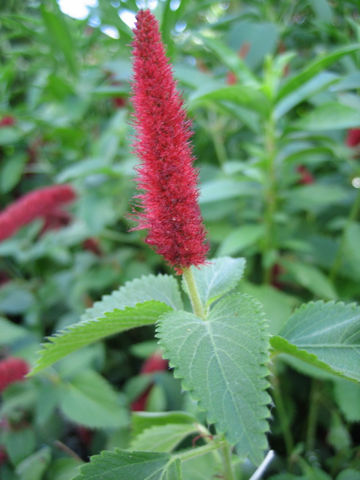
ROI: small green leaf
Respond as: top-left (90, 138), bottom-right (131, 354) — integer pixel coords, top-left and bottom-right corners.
top-left (31, 301), bottom-right (171, 374)
top-left (157, 293), bottom-right (270, 465)
top-left (131, 424), bottom-right (197, 452)
top-left (217, 224), bottom-right (264, 257)
top-left (0, 154), bottom-right (27, 193)
top-left (59, 370), bottom-right (128, 428)
top-left (333, 379), bottom-right (360, 422)
top-left (132, 411), bottom-right (196, 438)
top-left (182, 257), bottom-right (246, 306)
top-left (277, 44), bottom-right (360, 100)
top-left (15, 447), bottom-right (51, 480)
top-left (272, 301), bottom-right (360, 382)
top-left (0, 317), bottom-right (30, 344)
top-left (74, 449), bottom-right (171, 480)
top-left (295, 102), bottom-right (360, 131)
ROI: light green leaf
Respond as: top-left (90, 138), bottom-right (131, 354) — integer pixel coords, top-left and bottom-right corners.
top-left (200, 179), bottom-right (258, 203)
top-left (0, 154), bottom-right (27, 193)
top-left (0, 317), bottom-right (30, 344)
top-left (131, 424), bottom-right (197, 452)
top-left (132, 411), bottom-right (196, 438)
top-left (189, 84), bottom-right (269, 115)
top-left (277, 44), bottom-right (360, 100)
top-left (15, 447), bottom-right (51, 480)
top-left (333, 379), bottom-right (360, 422)
top-left (272, 301), bottom-right (360, 382)
top-left (74, 449), bottom-right (171, 480)
top-left (157, 293), bottom-right (270, 465)
top-left (182, 257), bottom-right (246, 306)
top-left (59, 370), bottom-right (128, 429)
top-left (282, 260), bottom-right (337, 299)
top-left (31, 301), bottom-right (171, 374)
top-left (217, 225), bottom-right (264, 257)
top-left (295, 102), bottom-right (360, 131)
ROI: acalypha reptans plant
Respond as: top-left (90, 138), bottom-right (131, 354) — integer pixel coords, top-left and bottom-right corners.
top-left (30, 10), bottom-right (360, 480)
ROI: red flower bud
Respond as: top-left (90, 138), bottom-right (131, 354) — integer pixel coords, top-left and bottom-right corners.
top-left (226, 71), bottom-right (237, 85)
top-left (296, 165), bottom-right (314, 185)
top-left (82, 237), bottom-right (102, 256)
top-left (0, 357), bottom-right (29, 393)
top-left (131, 10), bottom-right (208, 273)
top-left (346, 128), bottom-right (360, 148)
top-left (0, 185), bottom-right (76, 243)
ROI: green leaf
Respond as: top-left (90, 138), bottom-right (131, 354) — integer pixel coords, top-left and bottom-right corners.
top-left (274, 72), bottom-right (338, 119)
top-left (200, 179), bottom-right (258, 203)
top-left (272, 301), bottom-right (360, 382)
top-left (0, 154), bottom-right (27, 193)
top-left (59, 370), bottom-right (128, 428)
top-left (309, 0), bottom-right (334, 23)
top-left (132, 411), bottom-right (196, 438)
top-left (282, 260), bottom-right (337, 299)
top-left (131, 424), bottom-right (197, 452)
top-left (157, 293), bottom-right (270, 465)
top-left (31, 301), bottom-right (171, 374)
top-left (0, 317), bottom-right (30, 344)
top-left (337, 470), bottom-right (360, 480)
top-left (295, 102), bottom-right (360, 131)
top-left (15, 447), bottom-right (51, 480)
top-left (333, 378), bottom-right (360, 422)
top-left (217, 224), bottom-right (264, 257)
top-left (277, 44), bottom-right (360, 100)
top-left (182, 257), bottom-right (246, 306)
top-left (189, 84), bottom-right (269, 115)
top-left (74, 449), bottom-right (171, 480)
top-left (3, 429), bottom-right (36, 466)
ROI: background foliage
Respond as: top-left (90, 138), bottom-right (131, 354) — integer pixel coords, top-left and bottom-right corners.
top-left (0, 0), bottom-right (360, 479)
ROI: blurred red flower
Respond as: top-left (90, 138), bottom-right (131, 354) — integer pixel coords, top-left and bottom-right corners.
top-left (0, 357), bottom-right (29, 393)
top-left (0, 116), bottom-right (15, 127)
top-left (346, 128), bottom-right (360, 148)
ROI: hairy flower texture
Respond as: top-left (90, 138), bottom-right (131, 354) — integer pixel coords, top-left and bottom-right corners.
top-left (0, 185), bottom-right (76, 243)
top-left (0, 357), bottom-right (29, 393)
top-left (131, 10), bottom-right (208, 273)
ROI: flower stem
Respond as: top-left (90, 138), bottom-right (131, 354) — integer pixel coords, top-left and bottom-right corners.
top-left (220, 441), bottom-right (236, 480)
top-left (183, 267), bottom-right (206, 319)
top-left (306, 379), bottom-right (320, 452)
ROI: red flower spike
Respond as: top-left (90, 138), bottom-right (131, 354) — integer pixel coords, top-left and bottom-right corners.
top-left (131, 10), bottom-right (208, 273)
top-left (346, 128), bottom-right (360, 148)
top-left (226, 71), bottom-right (237, 85)
top-left (296, 165), bottom-right (314, 185)
top-left (0, 185), bottom-right (76, 243)
top-left (0, 357), bottom-right (29, 393)
top-left (82, 237), bottom-right (102, 256)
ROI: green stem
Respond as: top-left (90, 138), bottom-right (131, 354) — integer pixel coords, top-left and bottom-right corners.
top-left (176, 441), bottom-right (225, 462)
top-left (208, 111), bottom-right (227, 168)
top-left (183, 267), bottom-right (206, 319)
top-left (306, 379), bottom-right (320, 452)
top-left (329, 188), bottom-right (360, 282)
top-left (263, 113), bottom-right (277, 284)
top-left (271, 372), bottom-right (294, 458)
top-left (220, 441), bottom-right (236, 480)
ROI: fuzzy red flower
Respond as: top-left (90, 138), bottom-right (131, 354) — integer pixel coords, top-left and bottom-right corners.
top-left (296, 165), bottom-right (314, 185)
top-left (0, 357), bottom-right (29, 393)
top-left (346, 128), bottom-right (360, 148)
top-left (131, 10), bottom-right (208, 273)
top-left (0, 116), bottom-right (15, 128)
top-left (0, 185), bottom-right (76, 243)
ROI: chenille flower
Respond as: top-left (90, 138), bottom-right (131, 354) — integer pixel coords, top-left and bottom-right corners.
top-left (0, 185), bottom-right (76, 243)
top-left (346, 128), bottom-right (360, 148)
top-left (0, 357), bottom-right (29, 393)
top-left (131, 10), bottom-right (208, 273)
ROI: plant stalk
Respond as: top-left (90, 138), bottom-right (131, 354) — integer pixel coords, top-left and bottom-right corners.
top-left (220, 441), bottom-right (236, 480)
top-left (306, 379), bottom-right (320, 452)
top-left (271, 372), bottom-right (294, 458)
top-left (183, 267), bottom-right (206, 319)
top-left (263, 113), bottom-right (277, 284)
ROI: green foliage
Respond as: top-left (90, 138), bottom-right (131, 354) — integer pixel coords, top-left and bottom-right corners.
top-left (131, 424), bottom-right (197, 452)
top-left (157, 293), bottom-right (270, 465)
top-left (271, 301), bottom-right (360, 382)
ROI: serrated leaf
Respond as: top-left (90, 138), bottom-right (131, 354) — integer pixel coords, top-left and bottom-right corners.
top-left (157, 293), bottom-right (270, 465)
top-left (74, 449), bottom-right (171, 480)
top-left (182, 257), bottom-right (246, 306)
top-left (131, 424), bottom-right (197, 452)
top-left (59, 370), bottom-right (128, 428)
top-left (272, 301), bottom-right (360, 382)
top-left (132, 411), bottom-right (196, 438)
top-left (31, 301), bottom-right (171, 374)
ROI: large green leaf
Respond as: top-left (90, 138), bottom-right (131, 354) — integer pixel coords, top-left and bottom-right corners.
top-left (157, 293), bottom-right (270, 465)
top-left (271, 301), bottom-right (360, 382)
top-left (131, 424), bottom-right (197, 452)
top-left (74, 450), bottom-right (171, 480)
top-left (182, 257), bottom-right (246, 306)
top-left (31, 301), bottom-right (171, 374)
top-left (31, 274), bottom-right (182, 374)
top-left (277, 44), bottom-right (360, 100)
